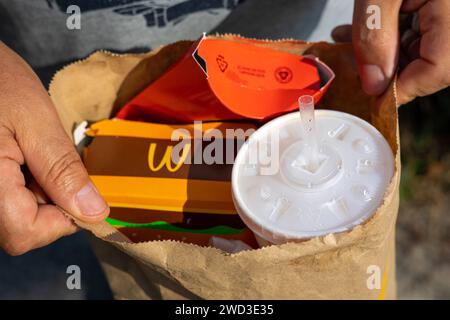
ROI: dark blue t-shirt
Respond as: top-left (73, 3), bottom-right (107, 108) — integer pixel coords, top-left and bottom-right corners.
top-left (0, 0), bottom-right (244, 83)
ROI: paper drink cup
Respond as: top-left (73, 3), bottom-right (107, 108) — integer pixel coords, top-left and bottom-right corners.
top-left (232, 110), bottom-right (394, 246)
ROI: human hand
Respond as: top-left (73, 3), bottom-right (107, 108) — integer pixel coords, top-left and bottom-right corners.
top-left (332, 0), bottom-right (450, 105)
top-left (0, 43), bottom-right (109, 255)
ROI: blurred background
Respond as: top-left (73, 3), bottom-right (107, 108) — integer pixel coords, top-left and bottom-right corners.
top-left (0, 0), bottom-right (448, 299)
top-left (396, 90), bottom-right (450, 299)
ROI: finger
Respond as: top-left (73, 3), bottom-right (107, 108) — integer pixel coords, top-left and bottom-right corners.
top-left (352, 0), bottom-right (403, 95)
top-left (27, 177), bottom-right (49, 204)
top-left (397, 50), bottom-right (449, 104)
top-left (401, 0), bottom-right (429, 12)
top-left (406, 37), bottom-right (421, 60)
top-left (9, 73), bottom-right (109, 223)
top-left (0, 135), bottom-right (76, 255)
top-left (0, 183), bottom-right (77, 255)
top-left (21, 165), bottom-right (49, 204)
top-left (397, 0), bottom-right (450, 104)
top-left (331, 24), bottom-right (352, 43)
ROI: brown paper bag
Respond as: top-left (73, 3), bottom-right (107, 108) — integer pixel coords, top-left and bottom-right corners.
top-left (50, 35), bottom-right (400, 300)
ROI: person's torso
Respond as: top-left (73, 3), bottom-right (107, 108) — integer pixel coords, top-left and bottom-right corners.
top-left (0, 0), bottom-right (243, 82)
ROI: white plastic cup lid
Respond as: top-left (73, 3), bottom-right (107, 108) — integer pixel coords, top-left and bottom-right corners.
top-left (232, 110), bottom-right (394, 244)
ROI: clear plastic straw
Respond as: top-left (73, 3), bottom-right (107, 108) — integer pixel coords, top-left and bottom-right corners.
top-left (299, 95), bottom-right (320, 172)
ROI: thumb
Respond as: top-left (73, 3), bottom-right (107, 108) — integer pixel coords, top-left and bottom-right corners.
top-left (13, 94), bottom-right (109, 223)
top-left (352, 0), bottom-right (402, 95)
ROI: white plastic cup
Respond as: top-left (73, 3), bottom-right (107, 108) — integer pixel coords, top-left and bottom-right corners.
top-left (231, 110), bottom-right (394, 246)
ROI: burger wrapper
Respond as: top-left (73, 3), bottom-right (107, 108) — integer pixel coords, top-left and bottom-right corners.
top-left (50, 35), bottom-right (400, 299)
top-left (83, 119), bottom-right (258, 248)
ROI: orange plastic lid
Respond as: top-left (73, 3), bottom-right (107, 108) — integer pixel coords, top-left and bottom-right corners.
top-left (197, 38), bottom-right (321, 118)
top-left (117, 35), bottom-right (334, 122)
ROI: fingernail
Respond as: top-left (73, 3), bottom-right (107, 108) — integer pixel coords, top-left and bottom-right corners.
top-left (331, 25), bottom-right (352, 43)
top-left (359, 64), bottom-right (389, 95)
top-left (75, 182), bottom-right (107, 216)
top-left (331, 28), bottom-right (343, 40)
